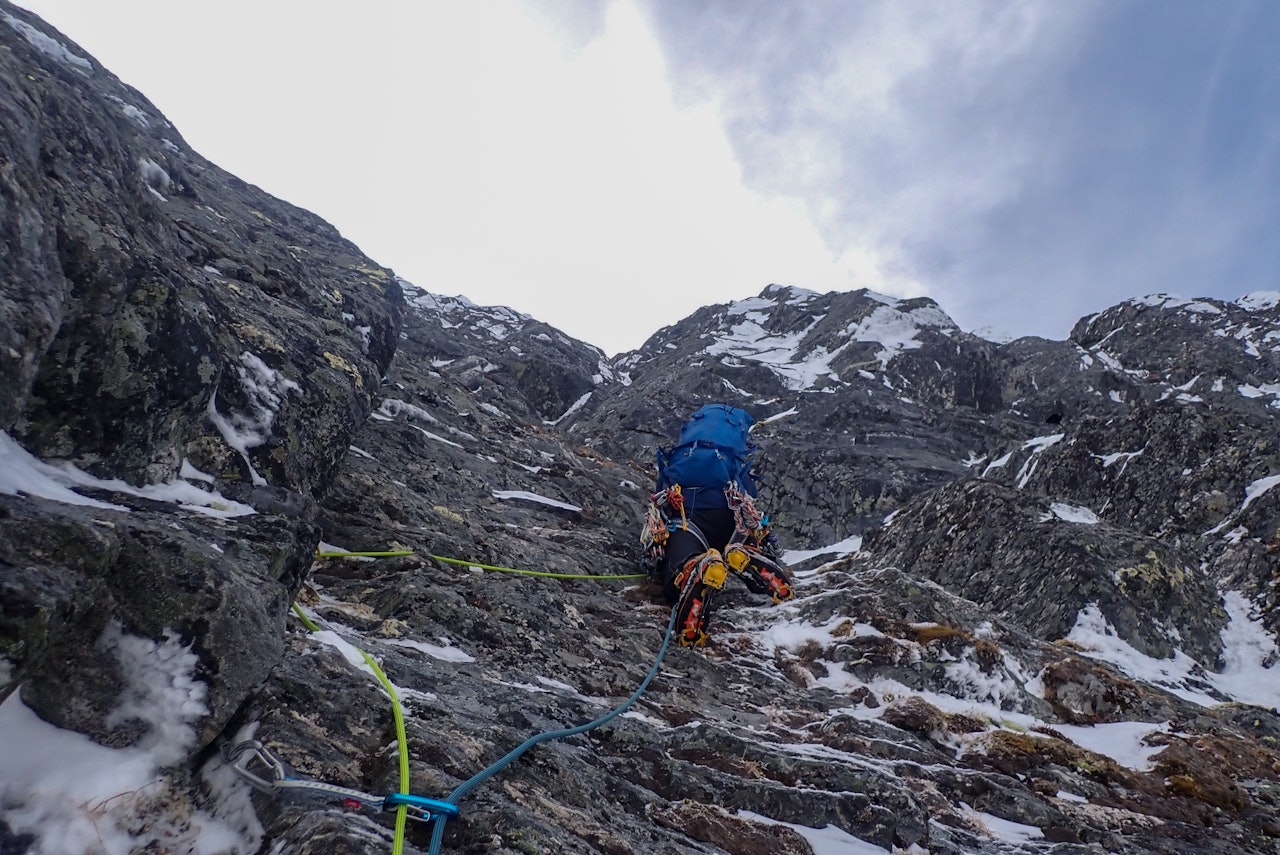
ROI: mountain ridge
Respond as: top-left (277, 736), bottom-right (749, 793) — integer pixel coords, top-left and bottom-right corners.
top-left (3, 5), bottom-right (1280, 854)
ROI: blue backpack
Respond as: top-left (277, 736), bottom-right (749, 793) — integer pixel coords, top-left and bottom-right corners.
top-left (655, 404), bottom-right (758, 509)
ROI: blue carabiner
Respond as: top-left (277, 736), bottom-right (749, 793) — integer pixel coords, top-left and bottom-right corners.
top-left (383, 793), bottom-right (460, 819)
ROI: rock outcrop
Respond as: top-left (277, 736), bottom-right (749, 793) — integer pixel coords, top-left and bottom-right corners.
top-left (2, 6), bottom-right (1279, 855)
top-left (1, 1), bottom-right (401, 747)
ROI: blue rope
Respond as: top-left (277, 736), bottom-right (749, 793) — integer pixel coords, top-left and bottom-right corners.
top-left (427, 604), bottom-right (680, 854)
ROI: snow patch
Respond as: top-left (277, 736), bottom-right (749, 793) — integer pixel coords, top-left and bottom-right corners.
top-left (1040, 502), bottom-right (1100, 525)
top-left (3, 12), bottom-right (92, 69)
top-left (1242, 473), bottom-right (1280, 511)
top-left (138, 158), bottom-right (170, 193)
top-left (958, 803), bottom-right (1044, 844)
top-left (0, 431), bottom-right (254, 517)
top-left (0, 625), bottom-right (257, 854)
top-left (783, 534), bottom-right (862, 565)
top-left (1235, 291), bottom-right (1280, 311)
top-left (736, 809), bottom-right (892, 854)
top-left (1066, 597), bottom-right (1280, 710)
top-left (492, 490), bottom-right (582, 512)
top-left (384, 637), bottom-right (476, 663)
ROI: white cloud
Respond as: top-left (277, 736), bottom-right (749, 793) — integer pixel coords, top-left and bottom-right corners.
top-left (16, 0), bottom-right (1279, 353)
top-left (15, 0), bottom-right (867, 355)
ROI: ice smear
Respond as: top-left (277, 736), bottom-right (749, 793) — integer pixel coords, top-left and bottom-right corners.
top-left (206, 352), bottom-right (300, 486)
top-left (784, 534), bottom-right (862, 565)
top-left (736, 809), bottom-right (893, 854)
top-left (1040, 502), bottom-right (1100, 524)
top-left (492, 489), bottom-right (582, 511)
top-left (383, 637), bottom-right (476, 663)
top-left (0, 431), bottom-right (254, 517)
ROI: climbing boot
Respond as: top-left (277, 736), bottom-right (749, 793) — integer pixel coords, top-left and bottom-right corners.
top-left (724, 543), bottom-right (794, 603)
top-left (673, 549), bottom-right (729, 646)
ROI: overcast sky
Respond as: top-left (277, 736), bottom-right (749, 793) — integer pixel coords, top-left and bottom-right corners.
top-left (13, 0), bottom-right (1280, 355)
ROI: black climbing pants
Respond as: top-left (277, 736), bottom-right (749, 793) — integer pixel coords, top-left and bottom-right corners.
top-left (659, 506), bottom-right (736, 604)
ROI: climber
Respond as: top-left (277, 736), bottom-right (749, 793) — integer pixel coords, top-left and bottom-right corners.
top-left (639, 403), bottom-right (794, 646)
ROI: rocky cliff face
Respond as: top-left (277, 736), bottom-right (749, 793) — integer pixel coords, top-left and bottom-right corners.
top-left (3, 6), bottom-right (1280, 855)
top-left (1, 0), bottom-right (400, 780)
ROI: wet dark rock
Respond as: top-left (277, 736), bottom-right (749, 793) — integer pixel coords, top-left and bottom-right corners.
top-left (0, 0), bottom-right (394, 746)
top-left (863, 478), bottom-right (1229, 665)
top-left (647, 800), bottom-right (811, 854)
top-left (3, 6), bottom-right (1280, 854)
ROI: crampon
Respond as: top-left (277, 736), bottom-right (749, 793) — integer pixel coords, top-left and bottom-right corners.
top-left (724, 543), bottom-right (794, 603)
top-left (673, 549), bottom-right (729, 646)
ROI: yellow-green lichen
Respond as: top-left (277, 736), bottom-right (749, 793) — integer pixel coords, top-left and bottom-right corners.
top-left (236, 324), bottom-right (284, 353)
top-left (433, 505), bottom-right (465, 524)
top-left (323, 351), bottom-right (363, 387)
top-left (352, 263), bottom-right (390, 281)
top-left (1115, 550), bottom-right (1185, 592)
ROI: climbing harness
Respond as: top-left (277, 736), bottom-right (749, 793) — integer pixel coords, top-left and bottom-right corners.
top-left (641, 483), bottom-right (794, 605)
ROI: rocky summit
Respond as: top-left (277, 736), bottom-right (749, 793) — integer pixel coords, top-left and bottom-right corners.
top-left (2, 6), bottom-right (1279, 854)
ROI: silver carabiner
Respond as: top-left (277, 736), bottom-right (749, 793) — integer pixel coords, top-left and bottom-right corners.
top-left (227, 740), bottom-right (288, 793)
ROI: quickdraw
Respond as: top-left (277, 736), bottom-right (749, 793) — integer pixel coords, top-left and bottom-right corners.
top-left (640, 501), bottom-right (669, 571)
top-left (658, 484), bottom-right (688, 531)
top-left (725, 482), bottom-right (783, 559)
top-left (640, 486), bottom-right (692, 577)
top-left (227, 739), bottom-right (460, 824)
top-left (725, 481), bottom-right (766, 538)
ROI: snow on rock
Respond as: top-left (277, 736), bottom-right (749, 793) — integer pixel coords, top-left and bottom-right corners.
top-left (1066, 597), bottom-right (1280, 711)
top-left (3, 11), bottom-right (92, 70)
top-left (1131, 294), bottom-right (1223, 315)
top-left (705, 306), bottom-right (843, 391)
top-left (492, 489), bottom-right (582, 512)
top-left (703, 288), bottom-right (958, 391)
top-left (1040, 502), bottom-right (1101, 525)
top-left (0, 431), bottom-right (254, 517)
top-left (1235, 291), bottom-right (1280, 311)
top-left (844, 301), bottom-right (956, 370)
top-left (1242, 473), bottom-right (1280, 510)
top-left (0, 624), bottom-right (258, 855)
top-left (206, 352), bottom-right (300, 486)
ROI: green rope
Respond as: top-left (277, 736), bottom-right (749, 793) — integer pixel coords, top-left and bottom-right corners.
top-left (290, 603), bottom-right (411, 854)
top-left (301, 546), bottom-right (649, 851)
top-left (430, 554), bottom-right (647, 580)
top-left (317, 549), bottom-right (648, 581)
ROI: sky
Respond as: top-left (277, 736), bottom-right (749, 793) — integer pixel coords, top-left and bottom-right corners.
top-left (10, 0), bottom-right (1280, 356)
